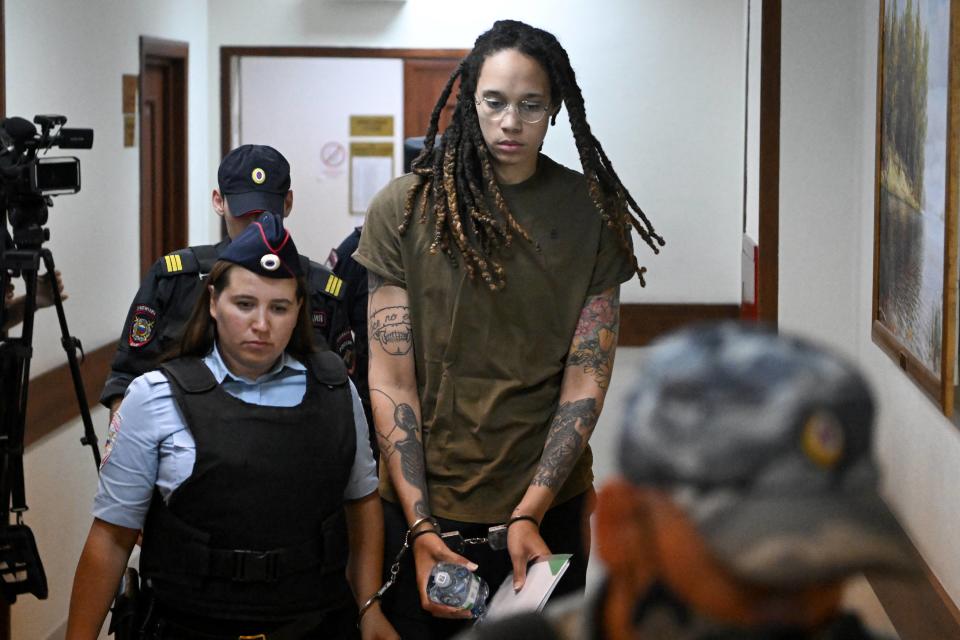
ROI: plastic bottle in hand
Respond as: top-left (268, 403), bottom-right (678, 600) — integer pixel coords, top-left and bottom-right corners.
top-left (427, 562), bottom-right (490, 619)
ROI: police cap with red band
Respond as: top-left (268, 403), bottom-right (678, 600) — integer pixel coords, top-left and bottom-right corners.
top-left (220, 213), bottom-right (303, 279)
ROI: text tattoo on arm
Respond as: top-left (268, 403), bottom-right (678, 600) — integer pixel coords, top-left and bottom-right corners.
top-left (369, 299), bottom-right (413, 356)
top-left (371, 389), bottom-right (430, 518)
top-left (566, 290), bottom-right (620, 389)
top-left (532, 398), bottom-right (599, 491)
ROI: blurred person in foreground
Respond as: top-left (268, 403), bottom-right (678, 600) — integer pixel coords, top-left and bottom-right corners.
top-left (461, 322), bottom-right (911, 640)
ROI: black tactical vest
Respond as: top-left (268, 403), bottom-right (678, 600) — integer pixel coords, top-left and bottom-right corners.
top-left (139, 351), bottom-right (356, 621)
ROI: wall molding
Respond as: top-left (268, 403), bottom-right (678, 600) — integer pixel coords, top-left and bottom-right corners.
top-left (865, 512), bottom-right (960, 639)
top-left (619, 303), bottom-right (741, 347)
top-left (23, 342), bottom-right (114, 449)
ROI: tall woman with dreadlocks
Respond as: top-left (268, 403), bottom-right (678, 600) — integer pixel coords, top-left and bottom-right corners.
top-left (354, 19), bottom-right (663, 638)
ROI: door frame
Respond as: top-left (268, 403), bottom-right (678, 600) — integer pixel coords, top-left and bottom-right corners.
top-left (758, 0), bottom-right (780, 326)
top-left (139, 36), bottom-right (189, 278)
top-left (220, 46), bottom-right (468, 162)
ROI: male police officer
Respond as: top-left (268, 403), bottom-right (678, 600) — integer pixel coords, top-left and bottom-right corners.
top-left (326, 226), bottom-right (372, 442)
top-left (462, 323), bottom-right (911, 640)
top-left (100, 145), bottom-right (351, 415)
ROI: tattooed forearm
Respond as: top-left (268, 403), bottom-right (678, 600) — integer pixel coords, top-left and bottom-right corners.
top-left (566, 290), bottom-right (620, 389)
top-left (531, 398), bottom-right (599, 491)
top-left (371, 388), bottom-right (430, 516)
top-left (369, 305), bottom-right (412, 355)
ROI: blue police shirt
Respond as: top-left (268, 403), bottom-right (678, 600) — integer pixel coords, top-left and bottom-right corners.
top-left (93, 345), bottom-right (378, 530)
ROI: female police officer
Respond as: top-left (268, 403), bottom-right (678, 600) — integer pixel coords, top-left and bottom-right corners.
top-left (66, 214), bottom-right (397, 639)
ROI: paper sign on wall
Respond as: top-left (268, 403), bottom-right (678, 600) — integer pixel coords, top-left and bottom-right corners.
top-left (350, 142), bottom-right (394, 215)
top-left (350, 115), bottom-right (394, 137)
top-left (122, 74), bottom-right (138, 147)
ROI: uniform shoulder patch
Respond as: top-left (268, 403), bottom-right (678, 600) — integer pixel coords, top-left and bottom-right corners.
top-left (306, 259), bottom-right (345, 300)
top-left (128, 304), bottom-right (158, 348)
top-left (324, 273), bottom-right (344, 298)
top-left (157, 249), bottom-right (201, 277)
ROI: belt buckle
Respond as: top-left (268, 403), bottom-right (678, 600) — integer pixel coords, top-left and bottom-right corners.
top-left (232, 549), bottom-right (279, 582)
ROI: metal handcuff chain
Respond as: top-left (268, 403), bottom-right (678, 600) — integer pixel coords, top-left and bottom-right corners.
top-left (357, 520), bottom-right (509, 623)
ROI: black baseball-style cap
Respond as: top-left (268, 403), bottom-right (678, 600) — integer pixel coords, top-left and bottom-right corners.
top-left (217, 144), bottom-right (291, 217)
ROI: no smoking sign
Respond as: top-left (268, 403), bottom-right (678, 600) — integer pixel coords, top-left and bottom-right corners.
top-left (321, 142), bottom-right (346, 168)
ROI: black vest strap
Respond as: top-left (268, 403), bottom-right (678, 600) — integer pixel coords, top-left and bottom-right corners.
top-left (306, 350), bottom-right (348, 385)
top-left (160, 358), bottom-right (218, 393)
top-left (162, 353), bottom-right (346, 390)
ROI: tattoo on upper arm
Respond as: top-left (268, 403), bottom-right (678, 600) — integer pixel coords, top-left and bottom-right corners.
top-left (369, 305), bottom-right (412, 355)
top-left (566, 290), bottom-right (620, 389)
top-left (368, 272), bottom-right (385, 295)
top-left (371, 388), bottom-right (430, 518)
top-left (532, 398), bottom-right (599, 491)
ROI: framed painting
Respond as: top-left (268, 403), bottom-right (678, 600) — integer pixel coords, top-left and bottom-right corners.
top-left (872, 0), bottom-right (959, 416)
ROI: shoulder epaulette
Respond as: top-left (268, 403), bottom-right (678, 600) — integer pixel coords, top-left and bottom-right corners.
top-left (157, 249), bottom-right (200, 277)
top-left (156, 244), bottom-right (220, 277)
top-left (304, 257), bottom-right (345, 301)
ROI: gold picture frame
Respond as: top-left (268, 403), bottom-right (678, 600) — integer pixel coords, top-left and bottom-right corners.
top-left (872, 0), bottom-right (960, 416)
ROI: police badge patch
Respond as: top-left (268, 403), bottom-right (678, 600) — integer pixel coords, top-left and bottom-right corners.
top-left (128, 304), bottom-right (157, 347)
top-left (335, 329), bottom-right (356, 375)
top-left (312, 309), bottom-right (328, 330)
top-left (101, 411), bottom-right (122, 468)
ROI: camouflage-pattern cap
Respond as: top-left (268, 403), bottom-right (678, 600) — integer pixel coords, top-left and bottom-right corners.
top-left (619, 322), bottom-right (912, 588)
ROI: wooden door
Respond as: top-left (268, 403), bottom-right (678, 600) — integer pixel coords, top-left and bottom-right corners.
top-left (403, 58), bottom-right (461, 140)
top-left (140, 62), bottom-right (166, 277)
top-left (139, 37), bottom-right (188, 279)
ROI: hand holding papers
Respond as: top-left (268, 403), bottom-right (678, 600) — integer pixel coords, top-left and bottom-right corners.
top-left (484, 554), bottom-right (571, 621)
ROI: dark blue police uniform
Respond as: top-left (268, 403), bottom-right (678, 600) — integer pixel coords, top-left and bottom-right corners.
top-left (100, 242), bottom-right (350, 407)
top-left (328, 226), bottom-right (372, 438)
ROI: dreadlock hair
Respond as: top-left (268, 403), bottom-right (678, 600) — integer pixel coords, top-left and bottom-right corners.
top-left (403, 19), bottom-right (664, 291)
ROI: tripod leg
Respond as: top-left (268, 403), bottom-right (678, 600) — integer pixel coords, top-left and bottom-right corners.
top-left (0, 253), bottom-right (39, 528)
top-left (39, 249), bottom-right (100, 469)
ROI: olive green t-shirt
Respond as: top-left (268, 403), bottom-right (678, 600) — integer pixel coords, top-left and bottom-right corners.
top-left (355, 154), bottom-right (635, 522)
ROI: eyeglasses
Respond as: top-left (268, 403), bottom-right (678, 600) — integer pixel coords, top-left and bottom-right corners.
top-left (474, 96), bottom-right (551, 124)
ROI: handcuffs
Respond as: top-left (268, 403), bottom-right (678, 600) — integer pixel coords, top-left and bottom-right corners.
top-left (357, 514), bottom-right (535, 625)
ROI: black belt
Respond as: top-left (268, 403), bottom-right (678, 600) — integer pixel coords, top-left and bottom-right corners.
top-left (206, 535), bottom-right (326, 583)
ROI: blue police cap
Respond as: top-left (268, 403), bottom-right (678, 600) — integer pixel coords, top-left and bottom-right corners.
top-left (220, 213), bottom-right (302, 278)
top-left (218, 144), bottom-right (290, 217)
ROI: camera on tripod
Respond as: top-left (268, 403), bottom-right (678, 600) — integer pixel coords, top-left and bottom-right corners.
top-left (0, 114), bottom-right (93, 249)
top-left (0, 114), bottom-right (96, 604)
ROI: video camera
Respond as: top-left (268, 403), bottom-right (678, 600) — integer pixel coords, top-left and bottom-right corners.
top-left (0, 115), bottom-right (95, 604)
top-left (0, 114), bottom-right (93, 248)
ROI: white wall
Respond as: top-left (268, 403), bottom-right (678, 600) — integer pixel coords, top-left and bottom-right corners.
top-left (11, 2), bottom-right (751, 635)
top-left (6, 0), bottom-right (210, 373)
top-left (8, 1), bottom-right (209, 637)
top-left (238, 56), bottom-right (404, 262)
top-left (208, 0), bottom-right (748, 304)
top-left (779, 0), bottom-right (960, 609)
